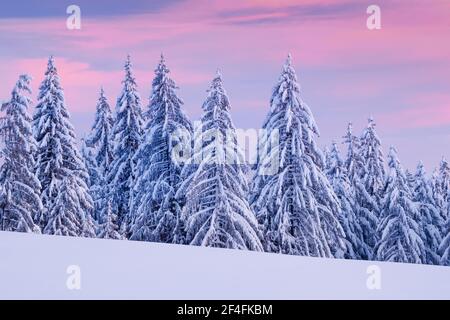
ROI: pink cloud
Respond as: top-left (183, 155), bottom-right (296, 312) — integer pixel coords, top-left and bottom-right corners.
top-left (380, 93), bottom-right (450, 129)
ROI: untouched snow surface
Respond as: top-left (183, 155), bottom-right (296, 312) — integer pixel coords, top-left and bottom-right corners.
top-left (0, 231), bottom-right (449, 299)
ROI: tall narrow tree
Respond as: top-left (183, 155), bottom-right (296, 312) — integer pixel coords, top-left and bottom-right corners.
top-left (85, 87), bottom-right (114, 222)
top-left (326, 142), bottom-right (368, 259)
top-left (359, 117), bottom-right (385, 211)
top-left (97, 186), bottom-right (123, 240)
top-left (439, 222), bottom-right (450, 266)
top-left (250, 55), bottom-right (345, 257)
top-left (342, 122), bottom-right (375, 259)
top-left (33, 56), bottom-right (94, 235)
top-left (352, 118), bottom-right (385, 258)
top-left (412, 162), bottom-right (443, 264)
top-left (0, 75), bottom-right (41, 233)
top-left (438, 158), bottom-right (450, 221)
top-left (131, 55), bottom-right (193, 243)
top-left (376, 147), bottom-right (425, 263)
top-left (108, 55), bottom-right (143, 233)
top-left (342, 123), bottom-right (362, 182)
top-left (177, 71), bottom-right (263, 250)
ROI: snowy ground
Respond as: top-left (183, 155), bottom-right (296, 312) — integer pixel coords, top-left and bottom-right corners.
top-left (1, 231), bottom-right (449, 299)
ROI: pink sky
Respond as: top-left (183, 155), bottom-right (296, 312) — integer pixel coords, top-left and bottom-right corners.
top-left (0, 0), bottom-right (449, 170)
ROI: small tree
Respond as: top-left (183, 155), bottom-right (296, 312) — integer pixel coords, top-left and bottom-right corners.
top-left (44, 173), bottom-right (96, 237)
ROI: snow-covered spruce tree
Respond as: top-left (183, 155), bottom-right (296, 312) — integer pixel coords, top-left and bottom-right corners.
top-left (439, 222), bottom-right (450, 266)
top-left (323, 146), bottom-right (332, 172)
top-left (376, 147), bottom-right (425, 263)
top-left (439, 160), bottom-right (450, 265)
top-left (33, 56), bottom-right (94, 234)
top-left (86, 87), bottom-right (114, 179)
top-left (0, 75), bottom-right (41, 233)
top-left (130, 55), bottom-right (193, 243)
top-left (98, 187), bottom-right (123, 240)
top-left (108, 55), bottom-right (143, 233)
top-left (84, 88), bottom-right (114, 222)
top-left (81, 138), bottom-right (99, 188)
top-left (250, 55), bottom-right (345, 257)
top-left (359, 117), bottom-right (386, 211)
top-left (351, 118), bottom-right (385, 259)
top-left (342, 123), bottom-right (362, 182)
top-left (44, 173), bottom-right (96, 237)
top-left (326, 141), bottom-right (369, 260)
top-left (176, 71), bottom-right (263, 250)
top-left (438, 158), bottom-right (450, 221)
top-left (430, 167), bottom-right (444, 212)
top-left (405, 169), bottom-right (415, 192)
top-left (412, 162), bottom-right (443, 264)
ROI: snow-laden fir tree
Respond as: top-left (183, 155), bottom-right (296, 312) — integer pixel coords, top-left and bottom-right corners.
top-left (130, 55), bottom-right (193, 243)
top-left (351, 118), bottom-right (385, 259)
top-left (439, 220), bottom-right (450, 266)
top-left (342, 122), bottom-right (376, 259)
top-left (342, 123), bottom-right (362, 182)
top-left (430, 168), bottom-right (445, 225)
top-left (438, 159), bottom-right (450, 266)
top-left (44, 173), bottom-right (96, 237)
top-left (85, 87), bottom-right (114, 179)
top-left (81, 138), bottom-right (99, 189)
top-left (80, 138), bottom-right (101, 223)
top-left (412, 162), bottom-right (443, 264)
top-left (438, 158), bottom-right (450, 221)
top-left (323, 146), bottom-right (332, 171)
top-left (98, 187), bottom-right (123, 240)
top-left (85, 87), bottom-right (114, 222)
top-left (176, 71), bottom-right (263, 250)
top-left (250, 55), bottom-right (345, 257)
top-left (376, 147), bottom-right (425, 263)
top-left (108, 55), bottom-right (143, 233)
top-left (326, 141), bottom-right (369, 259)
top-left (359, 117), bottom-right (385, 210)
top-left (405, 169), bottom-right (416, 192)
top-left (33, 56), bottom-right (94, 234)
top-left (0, 75), bottom-right (41, 233)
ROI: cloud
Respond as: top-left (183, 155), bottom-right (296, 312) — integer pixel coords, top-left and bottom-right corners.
top-left (379, 93), bottom-right (450, 129)
top-left (0, 0), bottom-right (183, 18)
top-left (215, 1), bottom-right (363, 25)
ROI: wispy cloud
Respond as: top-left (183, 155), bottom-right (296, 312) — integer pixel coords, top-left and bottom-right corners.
top-left (0, 0), bottom-right (184, 18)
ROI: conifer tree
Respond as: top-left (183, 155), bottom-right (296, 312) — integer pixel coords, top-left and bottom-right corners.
top-left (33, 56), bottom-right (94, 233)
top-left (98, 191), bottom-right (123, 240)
top-left (326, 142), bottom-right (369, 259)
top-left (352, 118), bottom-right (385, 258)
top-left (131, 55), bottom-right (193, 242)
top-left (438, 158), bottom-right (450, 221)
top-left (44, 173), bottom-right (96, 237)
top-left (0, 75), bottom-right (41, 233)
top-left (412, 162), bottom-right (443, 264)
top-left (177, 71), bottom-right (263, 250)
top-left (85, 88), bottom-right (114, 222)
top-left (108, 55), bottom-right (143, 233)
top-left (250, 55), bottom-right (345, 257)
top-left (376, 147), bottom-right (425, 263)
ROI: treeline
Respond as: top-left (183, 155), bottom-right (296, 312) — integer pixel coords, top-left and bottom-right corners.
top-left (0, 54), bottom-right (449, 266)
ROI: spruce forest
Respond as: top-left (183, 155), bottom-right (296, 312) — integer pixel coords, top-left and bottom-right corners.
top-left (1, 54), bottom-right (449, 266)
